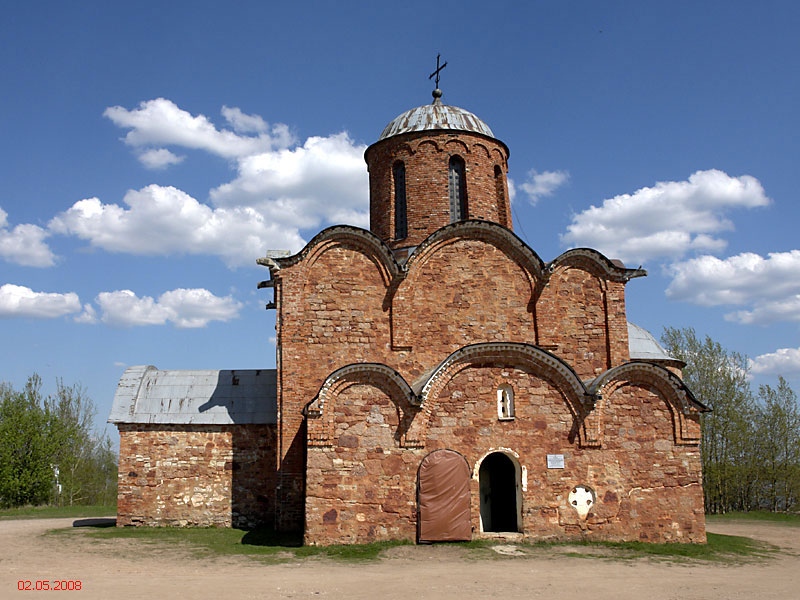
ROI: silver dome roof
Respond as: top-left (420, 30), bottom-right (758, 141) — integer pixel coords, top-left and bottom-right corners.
top-left (628, 322), bottom-right (679, 362)
top-left (378, 97), bottom-right (495, 141)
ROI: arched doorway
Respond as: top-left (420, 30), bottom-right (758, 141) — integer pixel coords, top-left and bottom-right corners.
top-left (479, 452), bottom-right (519, 532)
top-left (417, 449), bottom-right (471, 542)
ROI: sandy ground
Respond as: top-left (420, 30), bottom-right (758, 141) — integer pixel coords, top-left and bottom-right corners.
top-left (1, 518), bottom-right (798, 600)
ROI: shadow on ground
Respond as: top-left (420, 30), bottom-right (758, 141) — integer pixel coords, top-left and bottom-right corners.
top-left (241, 528), bottom-right (302, 547)
top-left (73, 518), bottom-right (117, 528)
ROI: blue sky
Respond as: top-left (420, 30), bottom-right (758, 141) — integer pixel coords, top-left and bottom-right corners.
top-left (2, 1), bottom-right (800, 444)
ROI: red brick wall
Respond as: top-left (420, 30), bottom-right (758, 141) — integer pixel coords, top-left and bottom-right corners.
top-left (275, 229), bottom-right (637, 531)
top-left (305, 383), bottom-right (421, 543)
top-left (366, 131), bottom-right (512, 248)
top-left (276, 239), bottom-right (395, 529)
top-left (392, 237), bottom-right (538, 373)
top-left (537, 259), bottom-right (630, 379)
top-left (117, 424), bottom-right (277, 528)
top-left (304, 363), bottom-right (705, 545)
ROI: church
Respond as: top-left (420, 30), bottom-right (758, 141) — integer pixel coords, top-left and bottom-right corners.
top-left (109, 79), bottom-right (709, 545)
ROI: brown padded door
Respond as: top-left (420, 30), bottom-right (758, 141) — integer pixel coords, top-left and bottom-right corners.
top-left (417, 449), bottom-right (471, 542)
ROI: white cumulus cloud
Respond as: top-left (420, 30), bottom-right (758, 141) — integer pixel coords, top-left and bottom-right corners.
top-left (520, 169), bottom-right (569, 204)
top-left (221, 105), bottom-right (268, 134)
top-left (137, 148), bottom-right (185, 169)
top-left (101, 98), bottom-right (369, 234)
top-left (666, 250), bottom-right (800, 325)
top-left (0, 207), bottom-right (57, 267)
top-left (103, 98), bottom-right (295, 161)
top-left (750, 347), bottom-right (800, 376)
top-left (561, 170), bottom-right (769, 264)
top-left (0, 283), bottom-right (81, 318)
top-left (74, 303), bottom-right (98, 324)
top-left (48, 184), bottom-right (306, 267)
top-left (210, 132), bottom-right (369, 229)
top-left (95, 288), bottom-right (241, 328)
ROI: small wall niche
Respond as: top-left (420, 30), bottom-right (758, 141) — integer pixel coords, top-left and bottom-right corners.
top-left (497, 384), bottom-right (514, 420)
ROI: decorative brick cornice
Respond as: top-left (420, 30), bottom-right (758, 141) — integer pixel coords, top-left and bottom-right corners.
top-left (548, 248), bottom-right (647, 282)
top-left (406, 342), bottom-right (596, 448)
top-left (586, 361), bottom-right (707, 445)
top-left (304, 363), bottom-right (416, 447)
top-left (406, 220), bottom-right (545, 282)
top-left (272, 225), bottom-right (401, 279)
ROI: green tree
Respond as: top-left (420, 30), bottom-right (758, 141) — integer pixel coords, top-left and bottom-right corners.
top-left (756, 377), bottom-right (800, 511)
top-left (661, 327), bottom-right (756, 513)
top-left (0, 376), bottom-right (58, 507)
top-left (0, 374), bottom-right (117, 508)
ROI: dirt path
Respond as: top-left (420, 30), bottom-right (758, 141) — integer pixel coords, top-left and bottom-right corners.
top-left (1, 518), bottom-right (798, 599)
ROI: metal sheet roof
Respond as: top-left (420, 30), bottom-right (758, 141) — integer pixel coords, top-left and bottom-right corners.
top-left (628, 322), bottom-right (678, 362)
top-left (378, 100), bottom-right (495, 141)
top-left (108, 365), bottom-right (277, 425)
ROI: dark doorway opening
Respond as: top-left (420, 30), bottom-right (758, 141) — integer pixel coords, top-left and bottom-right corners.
top-left (479, 452), bottom-right (518, 532)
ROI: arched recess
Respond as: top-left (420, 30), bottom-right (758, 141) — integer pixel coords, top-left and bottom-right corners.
top-left (405, 343), bottom-right (592, 447)
top-left (304, 363), bottom-right (417, 447)
top-left (275, 225), bottom-right (400, 277)
top-left (537, 261), bottom-right (611, 376)
top-left (391, 221), bottom-right (546, 348)
top-left (417, 449), bottom-right (472, 542)
top-left (300, 227), bottom-right (399, 288)
top-left (474, 448), bottom-right (524, 533)
top-left (585, 362), bottom-right (708, 446)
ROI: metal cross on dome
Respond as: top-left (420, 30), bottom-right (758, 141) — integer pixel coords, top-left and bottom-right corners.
top-left (429, 53), bottom-right (448, 89)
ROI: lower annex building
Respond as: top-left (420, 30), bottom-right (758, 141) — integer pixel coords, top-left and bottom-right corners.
top-left (109, 85), bottom-right (709, 545)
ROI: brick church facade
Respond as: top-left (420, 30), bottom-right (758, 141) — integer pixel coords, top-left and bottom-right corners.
top-left (110, 88), bottom-right (709, 544)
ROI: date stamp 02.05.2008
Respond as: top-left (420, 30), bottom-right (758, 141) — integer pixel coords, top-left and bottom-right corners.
top-left (17, 581), bottom-right (82, 591)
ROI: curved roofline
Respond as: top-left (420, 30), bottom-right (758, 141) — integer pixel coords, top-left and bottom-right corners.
top-left (269, 225), bottom-right (402, 278)
top-left (415, 342), bottom-right (590, 406)
top-left (627, 321), bottom-right (685, 366)
top-left (376, 99), bottom-right (496, 141)
top-left (587, 361), bottom-right (709, 412)
top-left (304, 362), bottom-right (415, 417)
top-left (548, 248), bottom-right (647, 282)
top-left (365, 127), bottom-right (509, 162)
top-left (405, 219), bottom-right (545, 279)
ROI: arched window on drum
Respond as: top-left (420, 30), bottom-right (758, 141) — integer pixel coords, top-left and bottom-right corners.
top-left (393, 161), bottom-right (407, 240)
top-left (448, 155), bottom-right (467, 222)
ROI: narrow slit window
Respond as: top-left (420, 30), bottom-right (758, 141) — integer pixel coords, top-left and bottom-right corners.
top-left (494, 165), bottom-right (507, 226)
top-left (393, 161), bottom-right (407, 240)
top-left (448, 156), bottom-right (467, 222)
top-left (497, 385), bottom-right (514, 420)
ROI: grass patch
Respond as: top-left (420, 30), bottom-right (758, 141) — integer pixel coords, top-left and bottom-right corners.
top-left (51, 525), bottom-right (410, 563)
top-left (580, 532), bottom-right (777, 562)
top-left (45, 522), bottom-right (780, 565)
top-left (442, 533), bottom-right (777, 563)
top-left (0, 505), bottom-right (115, 520)
top-left (707, 511), bottom-right (800, 526)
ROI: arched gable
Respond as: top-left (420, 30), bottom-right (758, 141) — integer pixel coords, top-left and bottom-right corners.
top-left (585, 362), bottom-right (707, 446)
top-left (392, 221), bottom-right (546, 349)
top-left (289, 226), bottom-right (400, 286)
top-left (537, 262), bottom-right (611, 377)
top-left (305, 363), bottom-right (417, 447)
top-left (537, 249), bottom-right (645, 376)
top-left (407, 220), bottom-right (545, 279)
top-left (548, 248), bottom-right (646, 282)
top-left (405, 342), bottom-right (593, 447)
